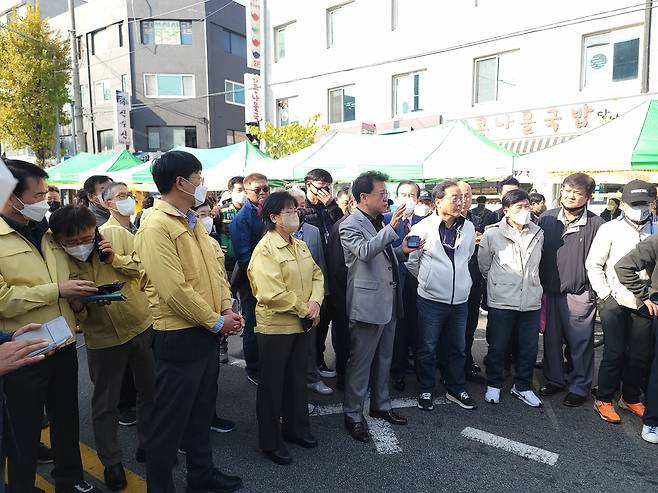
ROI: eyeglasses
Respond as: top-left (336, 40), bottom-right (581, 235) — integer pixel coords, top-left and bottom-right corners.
top-left (246, 186), bottom-right (270, 195)
top-left (115, 193), bottom-right (135, 201)
top-left (60, 237), bottom-right (94, 248)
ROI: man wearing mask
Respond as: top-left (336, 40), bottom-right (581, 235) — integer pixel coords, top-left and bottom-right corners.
top-left (600, 198), bottom-right (622, 222)
top-left (384, 181), bottom-right (425, 391)
top-left (83, 175), bottom-right (114, 227)
top-left (407, 182), bottom-right (477, 412)
top-left (0, 160), bottom-right (100, 493)
top-left (301, 169), bottom-right (344, 378)
top-left (46, 185), bottom-right (62, 219)
top-left (135, 150), bottom-right (243, 493)
top-left (220, 176), bottom-right (246, 276)
top-left (482, 176), bottom-right (520, 228)
top-left (230, 173), bottom-right (270, 386)
top-left (586, 180), bottom-right (656, 423)
top-left (539, 173), bottom-right (604, 407)
top-left (49, 205), bottom-right (155, 491)
top-left (414, 190), bottom-right (434, 217)
top-left (289, 188), bottom-right (334, 396)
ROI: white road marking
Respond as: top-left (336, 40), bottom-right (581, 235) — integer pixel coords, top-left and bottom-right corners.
top-left (461, 427), bottom-right (559, 466)
top-left (309, 396), bottom-right (451, 455)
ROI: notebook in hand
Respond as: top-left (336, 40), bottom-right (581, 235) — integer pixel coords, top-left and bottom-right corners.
top-left (13, 316), bottom-right (73, 357)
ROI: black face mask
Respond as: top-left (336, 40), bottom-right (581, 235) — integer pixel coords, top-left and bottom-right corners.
top-left (562, 203), bottom-right (586, 214)
top-left (48, 201), bottom-right (61, 212)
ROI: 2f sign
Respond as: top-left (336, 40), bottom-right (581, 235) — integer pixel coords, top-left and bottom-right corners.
top-left (113, 90), bottom-right (131, 146)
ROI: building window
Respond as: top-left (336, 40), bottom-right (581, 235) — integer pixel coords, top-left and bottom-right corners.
top-left (91, 28), bottom-right (107, 55)
top-left (226, 129), bottom-right (247, 145)
top-left (224, 80), bottom-right (245, 105)
top-left (118, 22), bottom-right (123, 47)
top-left (474, 50), bottom-right (519, 104)
top-left (582, 26), bottom-right (642, 89)
top-left (141, 20), bottom-right (192, 45)
top-left (275, 22), bottom-right (295, 62)
top-left (393, 71), bottom-right (422, 116)
top-left (97, 129), bottom-right (114, 152)
top-left (223, 29), bottom-right (246, 57)
top-left (147, 126), bottom-right (197, 151)
top-left (328, 85), bottom-right (356, 124)
top-left (327, 2), bottom-right (353, 48)
top-left (276, 97), bottom-right (298, 126)
top-left (94, 80), bottom-right (112, 104)
top-left (144, 74), bottom-right (194, 98)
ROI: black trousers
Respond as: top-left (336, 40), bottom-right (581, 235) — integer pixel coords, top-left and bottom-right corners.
top-left (330, 293), bottom-right (350, 378)
top-left (146, 328), bottom-right (219, 493)
top-left (256, 332), bottom-right (309, 452)
top-left (465, 281), bottom-right (482, 370)
top-left (391, 273), bottom-right (419, 378)
top-left (118, 364), bottom-right (137, 414)
top-left (314, 301), bottom-right (331, 367)
top-left (4, 343), bottom-right (83, 492)
top-left (597, 298), bottom-right (655, 403)
top-left (644, 321), bottom-right (658, 427)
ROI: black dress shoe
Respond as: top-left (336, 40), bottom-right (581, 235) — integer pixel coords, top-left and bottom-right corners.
top-left (369, 409), bottom-right (408, 425)
top-left (539, 383), bottom-right (565, 396)
top-left (283, 433), bottom-right (318, 449)
top-left (135, 447), bottom-right (146, 463)
top-left (563, 392), bottom-right (587, 407)
top-left (392, 376), bottom-right (406, 391)
top-left (345, 421), bottom-right (370, 442)
top-left (262, 447), bottom-right (292, 465)
top-left (189, 468), bottom-right (244, 491)
top-left (465, 369), bottom-right (486, 384)
top-left (104, 462), bottom-right (127, 491)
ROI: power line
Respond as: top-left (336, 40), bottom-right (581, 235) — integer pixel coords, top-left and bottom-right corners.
top-left (269, 1), bottom-right (658, 86)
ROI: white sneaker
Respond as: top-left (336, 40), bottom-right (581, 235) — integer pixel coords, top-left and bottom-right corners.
top-left (511, 385), bottom-right (542, 408)
top-left (642, 425), bottom-right (658, 444)
top-left (307, 381), bottom-right (334, 395)
top-left (485, 386), bottom-right (500, 404)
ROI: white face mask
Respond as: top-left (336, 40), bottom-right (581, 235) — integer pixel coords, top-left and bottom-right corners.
top-left (15, 196), bottom-right (49, 222)
top-left (510, 209), bottom-right (531, 226)
top-left (414, 203), bottom-right (430, 217)
top-left (232, 190), bottom-right (246, 206)
top-left (625, 204), bottom-right (651, 223)
top-left (182, 178), bottom-right (208, 207)
top-left (115, 197), bottom-right (136, 217)
top-left (64, 242), bottom-right (95, 262)
top-left (0, 158), bottom-right (17, 209)
top-left (397, 198), bottom-right (416, 217)
top-left (201, 216), bottom-right (214, 234)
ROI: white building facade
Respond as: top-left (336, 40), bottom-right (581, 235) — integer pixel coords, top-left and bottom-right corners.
top-left (264, 0), bottom-right (658, 153)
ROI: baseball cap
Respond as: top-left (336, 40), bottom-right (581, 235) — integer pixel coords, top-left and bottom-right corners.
top-left (621, 180), bottom-right (657, 204)
top-left (419, 190), bottom-right (431, 201)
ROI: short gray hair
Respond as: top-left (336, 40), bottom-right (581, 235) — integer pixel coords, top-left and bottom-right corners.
top-left (102, 181), bottom-right (128, 201)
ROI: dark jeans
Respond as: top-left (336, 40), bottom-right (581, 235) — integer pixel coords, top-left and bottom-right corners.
top-left (391, 273), bottom-right (419, 378)
top-left (416, 296), bottom-right (468, 396)
top-left (485, 308), bottom-right (540, 391)
top-left (239, 283), bottom-right (259, 377)
top-left (465, 281), bottom-right (483, 370)
top-left (597, 297), bottom-right (655, 403)
top-left (4, 344), bottom-right (83, 492)
top-left (644, 321), bottom-right (658, 427)
top-left (257, 333), bottom-right (309, 451)
top-left (146, 328), bottom-right (219, 493)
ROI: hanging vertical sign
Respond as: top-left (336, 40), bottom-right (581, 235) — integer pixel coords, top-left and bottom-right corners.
top-left (113, 90), bottom-right (131, 145)
top-left (246, 0), bottom-right (261, 70)
top-left (244, 73), bottom-right (262, 123)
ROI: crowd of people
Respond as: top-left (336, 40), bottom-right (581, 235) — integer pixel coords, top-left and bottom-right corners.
top-left (0, 151), bottom-right (657, 493)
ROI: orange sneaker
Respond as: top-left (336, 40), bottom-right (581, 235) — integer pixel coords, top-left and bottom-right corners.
top-left (619, 398), bottom-right (645, 417)
top-left (594, 400), bottom-right (621, 423)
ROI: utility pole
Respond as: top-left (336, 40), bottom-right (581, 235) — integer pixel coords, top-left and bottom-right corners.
top-left (68, 0), bottom-right (85, 154)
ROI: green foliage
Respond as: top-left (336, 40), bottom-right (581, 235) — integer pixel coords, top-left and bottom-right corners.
top-left (246, 114), bottom-right (329, 159)
top-left (0, 2), bottom-right (71, 166)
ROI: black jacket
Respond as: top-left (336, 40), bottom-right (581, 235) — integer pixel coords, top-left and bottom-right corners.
top-left (327, 216), bottom-right (348, 309)
top-left (300, 199), bottom-right (344, 249)
top-left (615, 233), bottom-right (658, 303)
top-left (538, 207), bottom-right (605, 295)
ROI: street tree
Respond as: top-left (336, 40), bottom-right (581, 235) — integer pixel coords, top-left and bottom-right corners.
top-left (247, 114), bottom-right (329, 159)
top-left (0, 2), bottom-right (71, 166)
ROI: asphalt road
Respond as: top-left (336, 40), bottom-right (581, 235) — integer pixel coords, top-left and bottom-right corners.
top-left (35, 319), bottom-right (658, 493)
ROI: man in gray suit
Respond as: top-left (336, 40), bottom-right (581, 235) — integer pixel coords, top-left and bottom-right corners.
top-left (339, 171), bottom-right (421, 442)
top-left (289, 188), bottom-right (334, 396)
